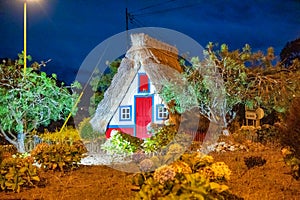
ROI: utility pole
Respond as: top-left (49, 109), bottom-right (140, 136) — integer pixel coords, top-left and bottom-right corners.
top-left (126, 8), bottom-right (129, 49)
top-left (126, 8), bottom-right (129, 31)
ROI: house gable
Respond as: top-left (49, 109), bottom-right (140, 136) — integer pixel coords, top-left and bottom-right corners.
top-left (90, 33), bottom-right (183, 138)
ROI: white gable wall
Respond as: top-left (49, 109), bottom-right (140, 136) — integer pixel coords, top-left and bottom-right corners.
top-left (108, 65), bottom-right (168, 137)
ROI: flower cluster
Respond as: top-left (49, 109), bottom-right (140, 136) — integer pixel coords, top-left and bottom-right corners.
top-left (170, 161), bottom-right (192, 174)
top-left (139, 159), bottom-right (154, 172)
top-left (153, 165), bottom-right (176, 184)
top-left (200, 162), bottom-right (231, 181)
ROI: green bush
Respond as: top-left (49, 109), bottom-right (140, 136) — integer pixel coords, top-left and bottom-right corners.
top-left (0, 145), bottom-right (17, 163)
top-left (279, 97), bottom-right (300, 180)
top-left (0, 155), bottom-right (40, 193)
top-left (256, 124), bottom-right (280, 143)
top-left (132, 152), bottom-right (238, 199)
top-left (142, 125), bottom-right (182, 153)
top-left (101, 130), bottom-right (142, 156)
top-left (280, 97), bottom-right (300, 159)
top-left (31, 141), bottom-right (87, 172)
top-left (40, 127), bottom-right (82, 144)
top-left (78, 118), bottom-right (102, 140)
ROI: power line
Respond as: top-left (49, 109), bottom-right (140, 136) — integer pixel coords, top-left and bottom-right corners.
top-left (131, 0), bottom-right (177, 14)
top-left (133, 2), bottom-right (202, 17)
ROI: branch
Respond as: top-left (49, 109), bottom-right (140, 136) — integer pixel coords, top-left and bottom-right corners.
top-left (0, 127), bottom-right (17, 146)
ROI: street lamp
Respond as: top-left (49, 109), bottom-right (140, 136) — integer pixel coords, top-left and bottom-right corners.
top-left (23, 0), bottom-right (39, 75)
top-left (23, 0), bottom-right (27, 75)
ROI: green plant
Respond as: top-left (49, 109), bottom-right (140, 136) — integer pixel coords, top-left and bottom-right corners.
top-left (31, 141), bottom-right (87, 172)
top-left (78, 118), bottom-right (102, 140)
top-left (0, 145), bottom-right (17, 163)
top-left (132, 153), bottom-right (238, 199)
top-left (89, 59), bottom-right (120, 115)
top-left (40, 127), bottom-right (81, 144)
top-left (141, 125), bottom-right (178, 154)
top-left (280, 97), bottom-right (300, 160)
top-left (134, 165), bottom-right (230, 199)
top-left (256, 124), bottom-right (280, 144)
top-left (101, 130), bottom-right (142, 156)
top-left (0, 55), bottom-right (80, 152)
top-left (281, 147), bottom-right (300, 180)
top-left (0, 155), bottom-right (40, 193)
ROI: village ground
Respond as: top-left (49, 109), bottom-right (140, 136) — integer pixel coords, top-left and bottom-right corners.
top-left (0, 142), bottom-right (300, 200)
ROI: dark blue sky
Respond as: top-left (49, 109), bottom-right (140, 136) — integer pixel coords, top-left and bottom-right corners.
top-left (0, 0), bottom-right (299, 84)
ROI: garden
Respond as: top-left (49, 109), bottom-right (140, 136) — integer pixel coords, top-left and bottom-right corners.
top-left (0, 39), bottom-right (299, 200)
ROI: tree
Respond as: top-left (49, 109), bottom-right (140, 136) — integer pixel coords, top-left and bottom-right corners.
top-left (161, 43), bottom-right (250, 143)
top-left (280, 38), bottom-right (300, 67)
top-left (0, 56), bottom-right (80, 152)
top-left (161, 43), bottom-right (300, 146)
top-left (89, 59), bottom-right (120, 115)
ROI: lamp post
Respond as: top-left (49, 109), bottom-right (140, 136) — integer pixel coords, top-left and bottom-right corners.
top-left (23, 0), bottom-right (39, 75)
top-left (23, 0), bottom-right (27, 75)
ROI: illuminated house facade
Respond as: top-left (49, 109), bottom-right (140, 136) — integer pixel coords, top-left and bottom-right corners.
top-left (90, 33), bottom-right (182, 139)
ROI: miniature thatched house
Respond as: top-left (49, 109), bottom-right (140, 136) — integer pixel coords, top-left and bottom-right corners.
top-left (90, 33), bottom-right (182, 139)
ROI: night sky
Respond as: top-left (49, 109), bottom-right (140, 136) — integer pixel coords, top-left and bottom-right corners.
top-left (0, 0), bottom-right (299, 84)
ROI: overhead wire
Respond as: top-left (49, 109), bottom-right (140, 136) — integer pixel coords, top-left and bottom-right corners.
top-left (133, 2), bottom-right (202, 17)
top-left (130, 0), bottom-right (177, 14)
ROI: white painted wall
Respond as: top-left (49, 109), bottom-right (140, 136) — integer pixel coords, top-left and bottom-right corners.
top-left (109, 65), bottom-right (168, 127)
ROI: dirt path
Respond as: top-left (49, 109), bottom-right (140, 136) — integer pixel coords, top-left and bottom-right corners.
top-left (0, 145), bottom-right (300, 200)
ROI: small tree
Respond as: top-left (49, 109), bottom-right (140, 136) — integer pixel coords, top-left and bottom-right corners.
top-left (89, 59), bottom-right (120, 115)
top-left (0, 56), bottom-right (80, 152)
top-left (280, 38), bottom-right (300, 67)
top-left (161, 43), bottom-right (300, 146)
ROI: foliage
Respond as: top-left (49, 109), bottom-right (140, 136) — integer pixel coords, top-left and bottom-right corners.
top-left (141, 125), bottom-right (179, 153)
top-left (0, 145), bottom-right (17, 163)
top-left (39, 127), bottom-right (81, 144)
top-left (279, 97), bottom-right (300, 159)
top-left (244, 156), bottom-right (266, 170)
top-left (133, 152), bottom-right (237, 199)
top-left (0, 55), bottom-right (81, 152)
top-left (78, 118), bottom-right (102, 140)
top-left (161, 43), bottom-right (300, 131)
top-left (279, 97), bottom-right (300, 180)
top-left (281, 147), bottom-right (300, 180)
top-left (280, 37), bottom-right (300, 67)
top-left (89, 59), bottom-right (120, 115)
top-left (0, 155), bottom-right (40, 193)
top-left (101, 130), bottom-right (142, 156)
top-left (31, 141), bottom-right (87, 172)
top-left (256, 124), bottom-right (280, 144)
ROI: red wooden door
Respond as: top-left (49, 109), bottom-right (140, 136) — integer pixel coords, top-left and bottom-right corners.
top-left (135, 97), bottom-right (152, 138)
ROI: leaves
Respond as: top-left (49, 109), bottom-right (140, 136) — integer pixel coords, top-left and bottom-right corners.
top-left (0, 56), bottom-right (80, 149)
top-left (0, 155), bottom-right (40, 193)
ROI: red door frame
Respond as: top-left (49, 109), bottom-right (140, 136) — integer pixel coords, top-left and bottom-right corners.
top-left (135, 96), bottom-right (153, 139)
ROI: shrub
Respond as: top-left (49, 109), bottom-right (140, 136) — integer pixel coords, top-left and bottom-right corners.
top-left (281, 147), bottom-right (300, 180)
top-left (31, 141), bottom-right (87, 172)
top-left (256, 124), bottom-right (280, 144)
top-left (279, 97), bottom-right (300, 180)
top-left (280, 97), bottom-right (300, 159)
top-left (101, 130), bottom-right (142, 156)
top-left (142, 125), bottom-right (177, 153)
top-left (78, 118), bottom-right (102, 140)
top-left (0, 155), bottom-right (40, 193)
top-left (132, 153), bottom-right (237, 199)
top-left (0, 145), bottom-right (17, 163)
top-left (40, 127), bottom-right (81, 144)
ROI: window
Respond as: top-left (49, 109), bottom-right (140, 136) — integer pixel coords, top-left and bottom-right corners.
top-left (138, 73), bottom-right (150, 93)
top-left (156, 104), bottom-right (168, 120)
top-left (119, 106), bottom-right (132, 121)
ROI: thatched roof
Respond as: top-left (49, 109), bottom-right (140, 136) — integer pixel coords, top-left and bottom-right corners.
top-left (90, 33), bottom-right (183, 133)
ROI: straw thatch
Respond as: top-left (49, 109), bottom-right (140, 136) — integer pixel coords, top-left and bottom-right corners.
top-left (90, 33), bottom-right (183, 133)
